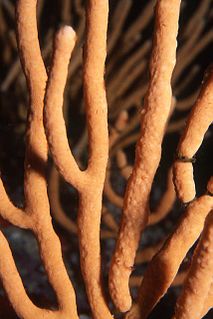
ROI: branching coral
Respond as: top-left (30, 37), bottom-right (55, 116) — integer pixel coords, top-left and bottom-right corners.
top-left (44, 1), bottom-right (112, 318)
top-left (0, 1), bottom-right (212, 319)
top-left (0, 1), bottom-right (78, 318)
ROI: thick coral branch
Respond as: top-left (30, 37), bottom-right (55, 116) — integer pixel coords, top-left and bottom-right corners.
top-left (126, 189), bottom-right (213, 319)
top-left (173, 210), bottom-right (213, 319)
top-left (83, 1), bottom-right (109, 178)
top-left (44, 27), bottom-right (84, 190)
top-left (174, 68), bottom-right (213, 203)
top-left (0, 179), bottom-right (31, 228)
top-left (149, 167), bottom-right (176, 226)
top-left (109, 0), bottom-right (181, 311)
top-left (44, 1), bottom-right (113, 318)
top-left (16, 0), bottom-right (48, 213)
top-left (0, 2), bottom-right (79, 318)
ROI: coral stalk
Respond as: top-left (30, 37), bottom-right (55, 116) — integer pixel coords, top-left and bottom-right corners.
top-left (173, 210), bottom-right (213, 319)
top-left (44, 1), bottom-right (113, 318)
top-left (174, 67), bottom-right (213, 203)
top-left (109, 0), bottom-right (181, 312)
top-left (0, 1), bottom-right (79, 318)
top-left (126, 184), bottom-right (213, 319)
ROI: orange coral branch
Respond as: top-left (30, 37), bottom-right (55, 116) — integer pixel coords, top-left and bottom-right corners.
top-left (149, 167), bottom-right (176, 225)
top-left (0, 1), bottom-right (79, 318)
top-left (48, 165), bottom-right (78, 234)
top-left (173, 210), bottom-right (213, 319)
top-left (130, 269), bottom-right (188, 289)
top-left (109, 0), bottom-right (181, 311)
top-left (44, 1), bottom-right (113, 318)
top-left (201, 282), bottom-right (213, 318)
top-left (135, 241), bottom-right (164, 265)
top-left (126, 190), bottom-right (213, 319)
top-left (0, 179), bottom-right (31, 228)
top-left (44, 27), bottom-right (84, 190)
top-left (174, 68), bottom-right (213, 203)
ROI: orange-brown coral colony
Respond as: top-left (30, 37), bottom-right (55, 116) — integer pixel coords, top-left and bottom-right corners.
top-left (0, 1), bottom-right (212, 319)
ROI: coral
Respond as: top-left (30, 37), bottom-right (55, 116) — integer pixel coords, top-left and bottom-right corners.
top-left (0, 1), bottom-right (212, 319)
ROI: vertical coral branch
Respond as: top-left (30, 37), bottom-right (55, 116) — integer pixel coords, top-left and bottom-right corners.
top-left (174, 68), bottom-right (213, 203)
top-left (16, 0), bottom-right (48, 212)
top-left (44, 1), bottom-right (113, 318)
top-left (109, 0), bottom-right (181, 312)
top-left (0, 1), bottom-right (79, 318)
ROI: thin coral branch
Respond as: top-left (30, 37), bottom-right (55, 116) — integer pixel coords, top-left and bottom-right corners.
top-left (102, 206), bottom-right (119, 233)
top-left (116, 150), bottom-right (132, 180)
top-left (48, 165), bottom-right (78, 234)
top-left (173, 30), bottom-right (212, 84)
top-left (181, 0), bottom-right (210, 39)
top-left (130, 269), bottom-right (188, 289)
top-left (109, 61), bottom-right (146, 107)
top-left (108, 41), bottom-right (151, 105)
top-left (176, 90), bottom-right (199, 111)
top-left (174, 65), bottom-right (199, 95)
top-left (135, 240), bottom-right (164, 265)
top-left (104, 111), bottom-right (128, 208)
top-left (107, 0), bottom-right (132, 53)
top-left (110, 83), bottom-right (147, 119)
top-left (149, 167), bottom-right (176, 226)
top-left (0, 30), bottom-right (53, 92)
top-left (177, 21), bottom-right (204, 61)
top-left (104, 166), bottom-right (123, 208)
top-left (123, 0), bottom-right (156, 48)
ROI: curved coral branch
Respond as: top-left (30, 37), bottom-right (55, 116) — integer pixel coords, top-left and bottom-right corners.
top-left (0, 179), bottom-right (31, 228)
top-left (135, 240), bottom-right (164, 265)
top-left (116, 149), bottom-right (132, 180)
top-left (130, 269), bottom-right (188, 289)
